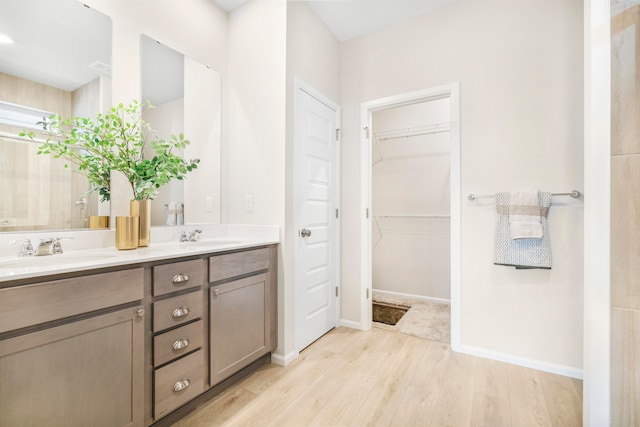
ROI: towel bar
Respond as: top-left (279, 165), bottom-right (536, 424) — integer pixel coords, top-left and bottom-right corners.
top-left (467, 190), bottom-right (582, 201)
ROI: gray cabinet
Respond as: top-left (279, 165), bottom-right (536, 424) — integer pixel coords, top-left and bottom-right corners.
top-left (209, 246), bottom-right (277, 386)
top-left (0, 244), bottom-right (277, 427)
top-left (0, 305), bottom-right (145, 427)
top-left (151, 259), bottom-right (205, 421)
top-left (210, 273), bottom-right (270, 385)
top-left (0, 268), bottom-right (145, 427)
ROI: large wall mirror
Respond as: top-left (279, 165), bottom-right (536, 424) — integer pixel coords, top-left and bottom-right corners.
top-left (0, 0), bottom-right (112, 232)
top-left (141, 35), bottom-right (221, 227)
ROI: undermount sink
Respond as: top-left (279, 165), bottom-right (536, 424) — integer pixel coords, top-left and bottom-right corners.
top-left (0, 253), bottom-right (116, 269)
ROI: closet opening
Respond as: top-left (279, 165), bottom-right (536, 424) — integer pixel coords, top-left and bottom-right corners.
top-left (371, 98), bottom-right (450, 342)
top-left (359, 83), bottom-right (461, 349)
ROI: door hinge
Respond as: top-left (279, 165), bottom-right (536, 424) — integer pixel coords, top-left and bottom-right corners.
top-left (366, 208), bottom-right (369, 219)
top-left (336, 286), bottom-right (339, 297)
top-left (366, 288), bottom-right (369, 299)
top-left (363, 126), bottom-right (370, 139)
top-left (336, 208), bottom-right (339, 219)
top-left (336, 128), bottom-right (341, 141)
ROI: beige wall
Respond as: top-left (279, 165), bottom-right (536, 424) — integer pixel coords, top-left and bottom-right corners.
top-left (610, 0), bottom-right (640, 423)
top-left (340, 0), bottom-right (584, 373)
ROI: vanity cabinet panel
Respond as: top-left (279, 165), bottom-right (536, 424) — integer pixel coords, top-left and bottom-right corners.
top-left (153, 259), bottom-right (203, 297)
top-left (154, 350), bottom-right (205, 419)
top-left (153, 290), bottom-right (203, 332)
top-left (0, 305), bottom-right (144, 427)
top-left (208, 247), bottom-right (269, 282)
top-left (209, 273), bottom-right (270, 385)
top-left (0, 268), bottom-right (143, 333)
top-left (153, 320), bottom-right (203, 367)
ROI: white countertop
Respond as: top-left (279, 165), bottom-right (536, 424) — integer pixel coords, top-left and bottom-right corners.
top-left (0, 224), bottom-right (279, 282)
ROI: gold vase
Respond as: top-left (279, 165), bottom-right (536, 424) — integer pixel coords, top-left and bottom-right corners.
top-left (115, 216), bottom-right (139, 250)
top-left (88, 215), bottom-right (110, 229)
top-left (130, 199), bottom-right (151, 247)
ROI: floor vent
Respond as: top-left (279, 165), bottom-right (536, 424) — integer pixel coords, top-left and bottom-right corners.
top-left (372, 302), bottom-right (409, 326)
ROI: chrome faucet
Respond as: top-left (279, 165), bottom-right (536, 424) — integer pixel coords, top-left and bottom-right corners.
top-left (6, 239), bottom-right (34, 257)
top-left (179, 229), bottom-right (202, 242)
top-left (34, 237), bottom-right (73, 256)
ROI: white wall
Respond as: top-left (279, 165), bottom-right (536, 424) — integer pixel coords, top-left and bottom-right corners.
top-left (83, 0), bottom-right (227, 217)
top-left (283, 0), bottom-right (340, 360)
top-left (372, 100), bottom-right (451, 301)
top-left (341, 0), bottom-right (584, 373)
top-left (584, 0), bottom-right (611, 423)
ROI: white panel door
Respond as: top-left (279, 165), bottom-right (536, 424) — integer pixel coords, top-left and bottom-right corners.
top-left (294, 84), bottom-right (340, 352)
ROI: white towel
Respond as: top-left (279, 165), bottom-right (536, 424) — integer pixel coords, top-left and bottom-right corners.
top-left (495, 192), bottom-right (552, 269)
top-left (177, 203), bottom-right (184, 226)
top-left (166, 202), bottom-right (177, 226)
top-left (509, 189), bottom-right (543, 239)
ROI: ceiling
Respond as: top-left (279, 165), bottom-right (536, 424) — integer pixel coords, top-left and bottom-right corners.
top-left (0, 0), bottom-right (111, 92)
top-left (213, 0), bottom-right (463, 41)
top-left (0, 0), bottom-right (461, 96)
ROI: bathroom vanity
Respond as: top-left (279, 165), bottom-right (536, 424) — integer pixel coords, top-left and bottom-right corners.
top-left (0, 231), bottom-right (278, 427)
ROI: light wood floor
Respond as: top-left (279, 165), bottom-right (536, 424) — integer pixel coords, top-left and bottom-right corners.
top-left (174, 327), bottom-right (582, 427)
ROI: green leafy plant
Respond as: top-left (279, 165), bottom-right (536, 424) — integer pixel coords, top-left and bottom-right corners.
top-left (22, 100), bottom-right (199, 201)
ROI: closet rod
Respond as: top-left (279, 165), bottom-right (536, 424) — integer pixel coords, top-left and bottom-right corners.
top-left (375, 122), bottom-right (451, 141)
top-left (467, 190), bottom-right (582, 201)
top-left (377, 128), bottom-right (450, 141)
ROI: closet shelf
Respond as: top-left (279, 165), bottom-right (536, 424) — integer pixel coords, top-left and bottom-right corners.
top-left (374, 122), bottom-right (451, 142)
top-left (373, 122), bottom-right (451, 165)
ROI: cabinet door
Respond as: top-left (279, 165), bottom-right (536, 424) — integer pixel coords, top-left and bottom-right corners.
top-left (0, 306), bottom-right (144, 427)
top-left (210, 273), bottom-right (269, 385)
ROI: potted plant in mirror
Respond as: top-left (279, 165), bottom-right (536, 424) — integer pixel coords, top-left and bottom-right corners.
top-left (24, 100), bottom-right (200, 246)
top-left (21, 111), bottom-right (116, 229)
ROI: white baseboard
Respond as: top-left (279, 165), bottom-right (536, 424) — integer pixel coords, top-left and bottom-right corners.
top-left (459, 344), bottom-right (583, 379)
top-left (271, 350), bottom-right (299, 366)
top-left (340, 319), bottom-right (365, 330)
top-left (373, 289), bottom-right (451, 305)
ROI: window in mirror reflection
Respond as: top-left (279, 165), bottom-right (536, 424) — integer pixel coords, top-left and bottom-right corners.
top-left (0, 0), bottom-right (112, 231)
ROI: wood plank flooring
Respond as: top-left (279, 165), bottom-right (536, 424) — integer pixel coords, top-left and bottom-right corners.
top-left (174, 327), bottom-right (582, 427)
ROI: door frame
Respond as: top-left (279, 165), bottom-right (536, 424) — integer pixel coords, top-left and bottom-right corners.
top-left (359, 83), bottom-right (461, 351)
top-left (292, 77), bottom-right (342, 351)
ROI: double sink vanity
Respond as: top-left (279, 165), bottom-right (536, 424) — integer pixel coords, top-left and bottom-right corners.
top-left (0, 225), bottom-right (279, 426)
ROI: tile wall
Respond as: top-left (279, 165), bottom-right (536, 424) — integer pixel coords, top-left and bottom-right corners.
top-left (610, 1), bottom-right (640, 424)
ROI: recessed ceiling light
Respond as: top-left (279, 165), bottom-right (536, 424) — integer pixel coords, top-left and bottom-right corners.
top-left (0, 33), bottom-right (14, 44)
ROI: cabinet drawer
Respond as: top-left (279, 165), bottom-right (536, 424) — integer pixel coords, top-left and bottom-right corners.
top-left (153, 259), bottom-right (203, 297)
top-left (0, 268), bottom-right (144, 334)
top-left (154, 350), bottom-right (205, 419)
top-left (154, 320), bottom-right (203, 367)
top-left (209, 248), bottom-right (269, 282)
top-left (153, 290), bottom-right (203, 332)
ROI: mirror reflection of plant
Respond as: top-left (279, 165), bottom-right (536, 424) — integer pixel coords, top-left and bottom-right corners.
top-left (21, 116), bottom-right (115, 202)
top-left (22, 100), bottom-right (200, 202)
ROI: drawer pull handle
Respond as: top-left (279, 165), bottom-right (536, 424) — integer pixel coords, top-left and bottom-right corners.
top-left (136, 308), bottom-right (145, 318)
top-left (173, 378), bottom-right (191, 392)
top-left (172, 338), bottom-right (190, 351)
top-left (171, 307), bottom-right (190, 319)
top-left (172, 273), bottom-right (190, 284)
top-left (212, 288), bottom-right (220, 296)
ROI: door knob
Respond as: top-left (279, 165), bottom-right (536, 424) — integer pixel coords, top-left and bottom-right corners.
top-left (300, 229), bottom-right (312, 238)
